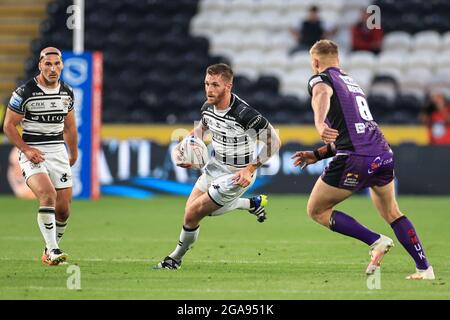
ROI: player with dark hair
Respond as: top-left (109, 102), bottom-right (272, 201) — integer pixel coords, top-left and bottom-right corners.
top-left (3, 47), bottom-right (77, 266)
top-left (154, 63), bottom-right (281, 269)
top-left (291, 40), bottom-right (434, 280)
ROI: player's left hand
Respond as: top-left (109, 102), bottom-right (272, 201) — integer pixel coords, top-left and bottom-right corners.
top-left (69, 152), bottom-right (78, 166)
top-left (232, 167), bottom-right (253, 187)
top-left (291, 151), bottom-right (318, 169)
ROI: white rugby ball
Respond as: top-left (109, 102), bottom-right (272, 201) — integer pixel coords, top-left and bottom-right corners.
top-left (178, 136), bottom-right (209, 169)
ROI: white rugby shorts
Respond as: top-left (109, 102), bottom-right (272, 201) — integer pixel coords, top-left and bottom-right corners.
top-left (18, 144), bottom-right (72, 189)
top-left (194, 157), bottom-right (257, 206)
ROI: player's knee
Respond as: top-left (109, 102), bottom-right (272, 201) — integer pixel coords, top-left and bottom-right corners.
top-left (384, 206), bottom-right (403, 223)
top-left (56, 206), bottom-right (70, 221)
top-left (184, 215), bottom-right (199, 229)
top-left (306, 201), bottom-right (319, 220)
top-left (38, 188), bottom-right (57, 206)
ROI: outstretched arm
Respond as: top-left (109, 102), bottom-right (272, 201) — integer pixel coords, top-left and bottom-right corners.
top-left (291, 143), bottom-right (336, 169)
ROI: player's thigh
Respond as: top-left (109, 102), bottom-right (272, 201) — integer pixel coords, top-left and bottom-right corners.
top-left (184, 192), bottom-right (222, 226)
top-left (208, 173), bottom-right (255, 207)
top-left (26, 173), bottom-right (57, 201)
top-left (370, 180), bottom-right (402, 223)
top-left (307, 177), bottom-right (353, 216)
top-left (55, 187), bottom-right (72, 218)
top-left (185, 187), bottom-right (205, 210)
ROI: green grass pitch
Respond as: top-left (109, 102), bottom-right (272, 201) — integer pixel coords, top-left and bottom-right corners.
top-left (0, 195), bottom-right (449, 300)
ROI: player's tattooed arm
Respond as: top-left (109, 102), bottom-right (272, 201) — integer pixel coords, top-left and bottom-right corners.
top-left (191, 120), bottom-right (208, 141)
top-left (311, 83), bottom-right (339, 143)
top-left (233, 124), bottom-right (281, 187)
top-left (249, 124), bottom-right (281, 172)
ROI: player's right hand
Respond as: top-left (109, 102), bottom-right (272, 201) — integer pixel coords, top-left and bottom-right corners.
top-left (291, 151), bottom-right (317, 169)
top-left (172, 144), bottom-right (192, 168)
top-left (317, 123), bottom-right (339, 143)
top-left (23, 147), bottom-right (45, 164)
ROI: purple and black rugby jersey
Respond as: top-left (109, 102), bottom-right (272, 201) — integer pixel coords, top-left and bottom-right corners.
top-left (307, 67), bottom-right (390, 156)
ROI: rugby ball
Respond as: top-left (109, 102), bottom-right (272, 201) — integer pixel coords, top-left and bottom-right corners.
top-left (177, 136), bottom-right (209, 169)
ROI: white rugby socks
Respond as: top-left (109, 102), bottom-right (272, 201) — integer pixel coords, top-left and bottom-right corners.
top-left (169, 225), bottom-right (200, 262)
top-left (37, 207), bottom-right (58, 251)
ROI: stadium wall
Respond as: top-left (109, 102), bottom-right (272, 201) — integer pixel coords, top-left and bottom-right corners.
top-left (1, 141), bottom-right (449, 197)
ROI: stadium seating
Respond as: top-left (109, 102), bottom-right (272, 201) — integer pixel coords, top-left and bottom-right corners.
top-left (19, 0), bottom-right (450, 124)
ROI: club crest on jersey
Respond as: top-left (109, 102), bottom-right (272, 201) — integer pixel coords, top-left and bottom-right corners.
top-left (62, 96), bottom-right (72, 109)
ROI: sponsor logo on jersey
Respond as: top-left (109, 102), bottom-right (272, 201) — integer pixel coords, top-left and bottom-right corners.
top-left (33, 115), bottom-right (65, 122)
top-left (247, 115), bottom-right (261, 129)
top-left (343, 172), bottom-right (359, 187)
top-left (355, 123), bottom-right (365, 134)
top-left (29, 101), bottom-right (45, 109)
top-left (368, 156), bottom-right (382, 174)
top-left (9, 92), bottom-right (23, 109)
top-left (308, 76), bottom-right (322, 88)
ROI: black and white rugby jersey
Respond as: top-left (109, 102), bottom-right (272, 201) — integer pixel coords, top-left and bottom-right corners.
top-left (200, 94), bottom-right (269, 168)
top-left (7, 77), bottom-right (74, 146)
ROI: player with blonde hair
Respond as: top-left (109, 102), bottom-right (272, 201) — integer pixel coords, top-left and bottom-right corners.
top-left (292, 40), bottom-right (434, 280)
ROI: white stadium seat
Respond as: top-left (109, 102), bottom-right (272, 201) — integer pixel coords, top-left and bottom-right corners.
top-left (199, 0), bottom-right (229, 14)
top-left (348, 51), bottom-right (376, 70)
top-left (190, 12), bottom-right (223, 37)
top-left (376, 51), bottom-right (406, 71)
top-left (382, 32), bottom-right (412, 52)
top-left (260, 49), bottom-right (289, 72)
top-left (241, 30), bottom-right (270, 51)
top-left (252, 10), bottom-right (284, 32)
top-left (442, 31), bottom-right (450, 51)
top-left (232, 49), bottom-right (265, 74)
top-left (210, 30), bottom-right (243, 54)
top-left (227, 0), bottom-right (255, 13)
top-left (339, 9), bottom-right (362, 28)
top-left (220, 11), bottom-right (255, 32)
top-left (399, 68), bottom-right (433, 101)
top-left (197, 0), bottom-right (440, 103)
top-left (255, 0), bottom-right (284, 13)
top-left (347, 68), bottom-right (374, 92)
top-left (413, 31), bottom-right (442, 52)
top-left (290, 51), bottom-right (312, 70)
top-left (285, 0), bottom-right (316, 14)
top-left (405, 51), bottom-right (434, 70)
top-left (280, 69), bottom-right (311, 100)
top-left (315, 0), bottom-right (345, 12)
top-left (436, 50), bottom-right (450, 70)
top-left (343, 0), bottom-right (371, 11)
top-left (268, 31), bottom-right (296, 52)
